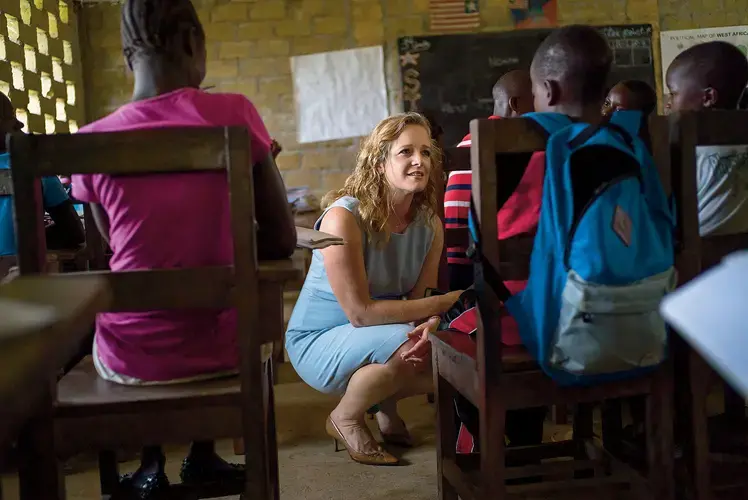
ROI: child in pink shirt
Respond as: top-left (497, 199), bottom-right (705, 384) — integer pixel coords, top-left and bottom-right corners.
top-left (71, 0), bottom-right (295, 496)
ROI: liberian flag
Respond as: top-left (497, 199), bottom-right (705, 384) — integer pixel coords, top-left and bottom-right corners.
top-left (429, 0), bottom-right (480, 32)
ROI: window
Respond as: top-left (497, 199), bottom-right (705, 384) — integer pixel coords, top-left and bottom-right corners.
top-left (55, 98), bottom-right (66, 121)
top-left (6, 15), bottom-right (20, 44)
top-left (52, 57), bottom-right (63, 82)
top-left (48, 13), bottom-right (58, 39)
top-left (21, 1), bottom-right (32, 25)
top-left (37, 29), bottom-right (48, 56)
top-left (1, 0), bottom-right (84, 133)
top-left (59, 2), bottom-right (69, 24)
top-left (11, 62), bottom-right (24, 91)
top-left (44, 114), bottom-right (55, 134)
top-left (24, 45), bottom-right (37, 73)
top-left (65, 81), bottom-right (75, 105)
top-left (28, 90), bottom-right (41, 115)
top-left (42, 74), bottom-right (52, 98)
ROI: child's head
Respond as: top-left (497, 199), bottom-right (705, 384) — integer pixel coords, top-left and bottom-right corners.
top-left (530, 25), bottom-right (612, 115)
top-left (121, 0), bottom-right (206, 89)
top-left (492, 69), bottom-right (533, 118)
top-left (0, 92), bottom-right (23, 153)
top-left (665, 41), bottom-right (748, 113)
top-left (602, 80), bottom-right (657, 117)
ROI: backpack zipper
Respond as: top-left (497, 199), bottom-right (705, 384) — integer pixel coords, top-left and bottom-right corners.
top-left (563, 173), bottom-right (641, 270)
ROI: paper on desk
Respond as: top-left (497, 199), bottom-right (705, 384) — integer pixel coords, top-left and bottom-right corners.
top-left (0, 299), bottom-right (58, 340)
top-left (296, 226), bottom-right (344, 250)
top-left (291, 46), bottom-right (388, 143)
top-left (660, 250), bottom-right (748, 397)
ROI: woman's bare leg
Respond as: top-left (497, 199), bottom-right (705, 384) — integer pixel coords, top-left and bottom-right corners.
top-left (329, 339), bottom-right (430, 453)
top-left (375, 368), bottom-right (433, 437)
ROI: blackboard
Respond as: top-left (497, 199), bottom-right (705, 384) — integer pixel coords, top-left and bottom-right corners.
top-left (398, 25), bottom-right (655, 147)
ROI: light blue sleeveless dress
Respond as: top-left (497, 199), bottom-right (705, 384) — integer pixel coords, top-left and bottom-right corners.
top-left (285, 196), bottom-right (435, 395)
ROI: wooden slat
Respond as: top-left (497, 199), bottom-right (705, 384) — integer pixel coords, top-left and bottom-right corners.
top-left (444, 226), bottom-right (469, 248)
top-left (8, 127), bottom-right (245, 176)
top-left (701, 233), bottom-right (748, 270)
top-left (493, 118), bottom-right (548, 153)
top-left (455, 453), bottom-right (603, 480)
top-left (45, 268), bottom-right (233, 311)
top-left (454, 441), bottom-right (579, 466)
top-left (443, 457), bottom-right (480, 500)
top-left (472, 117), bottom-right (508, 497)
top-left (499, 371), bottom-right (653, 410)
top-left (41, 260), bottom-right (301, 312)
top-left (649, 116), bottom-right (671, 197)
top-left (498, 234), bottom-right (535, 280)
top-left (0, 169), bottom-right (11, 196)
top-left (677, 110), bottom-right (748, 146)
top-left (444, 147), bottom-right (470, 172)
top-left (55, 404), bottom-right (242, 456)
top-left (0, 275), bottom-right (109, 455)
top-left (433, 335), bottom-right (479, 406)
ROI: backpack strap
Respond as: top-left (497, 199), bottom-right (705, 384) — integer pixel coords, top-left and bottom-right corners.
top-left (468, 195), bottom-right (513, 302)
top-left (523, 112), bottom-right (575, 135)
top-left (465, 113), bottom-right (570, 303)
top-left (566, 110), bottom-right (647, 153)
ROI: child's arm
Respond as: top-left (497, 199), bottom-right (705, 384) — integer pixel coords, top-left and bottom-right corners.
top-left (253, 153), bottom-right (296, 260)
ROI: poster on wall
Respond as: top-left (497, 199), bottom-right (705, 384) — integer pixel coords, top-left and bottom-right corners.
top-left (291, 46), bottom-right (388, 144)
top-left (510, 0), bottom-right (557, 29)
top-left (660, 26), bottom-right (748, 94)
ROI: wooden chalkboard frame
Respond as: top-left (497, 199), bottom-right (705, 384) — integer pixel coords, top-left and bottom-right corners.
top-left (398, 24), bottom-right (655, 147)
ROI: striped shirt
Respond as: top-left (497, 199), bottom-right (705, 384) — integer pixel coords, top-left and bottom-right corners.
top-left (445, 116), bottom-right (500, 264)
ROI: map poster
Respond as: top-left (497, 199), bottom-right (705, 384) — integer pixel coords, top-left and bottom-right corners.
top-left (660, 26), bottom-right (748, 94)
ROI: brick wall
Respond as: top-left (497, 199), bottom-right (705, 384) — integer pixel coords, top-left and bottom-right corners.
top-left (78, 0), bottom-right (748, 197)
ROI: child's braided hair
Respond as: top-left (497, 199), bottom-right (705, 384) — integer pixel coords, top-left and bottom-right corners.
top-left (121, 0), bottom-right (204, 64)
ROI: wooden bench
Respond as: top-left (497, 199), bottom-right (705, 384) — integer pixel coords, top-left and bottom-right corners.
top-left (668, 110), bottom-right (748, 500)
top-left (432, 116), bottom-right (676, 499)
top-left (8, 127), bottom-right (301, 500)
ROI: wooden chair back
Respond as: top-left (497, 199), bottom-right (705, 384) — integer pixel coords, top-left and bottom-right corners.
top-left (432, 116), bottom-right (677, 499)
top-left (7, 127), bottom-right (272, 499)
top-left (470, 118), bottom-right (544, 373)
top-left (667, 110), bottom-right (748, 500)
top-left (669, 110), bottom-right (748, 276)
top-left (444, 146), bottom-right (470, 173)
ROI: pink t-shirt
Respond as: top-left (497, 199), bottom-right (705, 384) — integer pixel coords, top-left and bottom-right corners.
top-left (72, 88), bottom-right (271, 381)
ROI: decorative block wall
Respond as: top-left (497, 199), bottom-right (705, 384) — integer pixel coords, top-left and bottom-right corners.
top-left (0, 0), bottom-right (85, 134)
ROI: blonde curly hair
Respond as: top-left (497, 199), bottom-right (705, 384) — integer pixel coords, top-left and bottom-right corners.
top-left (322, 112), bottom-right (442, 244)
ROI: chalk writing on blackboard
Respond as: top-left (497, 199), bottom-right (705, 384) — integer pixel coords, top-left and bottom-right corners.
top-left (441, 103), bottom-right (469, 114)
top-left (488, 56), bottom-right (520, 68)
top-left (400, 52), bottom-right (420, 66)
top-left (399, 37), bottom-right (431, 53)
top-left (609, 38), bottom-right (651, 50)
top-left (599, 25), bottom-right (652, 39)
top-left (403, 68), bottom-right (421, 110)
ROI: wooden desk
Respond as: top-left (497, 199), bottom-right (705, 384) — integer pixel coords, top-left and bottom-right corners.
top-left (0, 275), bottom-right (109, 461)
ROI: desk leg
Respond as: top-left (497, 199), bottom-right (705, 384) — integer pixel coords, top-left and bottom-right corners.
top-left (17, 386), bottom-right (64, 500)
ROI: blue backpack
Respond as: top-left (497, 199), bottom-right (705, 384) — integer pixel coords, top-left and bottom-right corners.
top-left (469, 111), bottom-right (677, 386)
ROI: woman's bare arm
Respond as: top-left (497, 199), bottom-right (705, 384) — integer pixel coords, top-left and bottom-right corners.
top-left (320, 208), bottom-right (458, 327)
top-left (408, 219), bottom-right (443, 300)
top-left (254, 153), bottom-right (296, 260)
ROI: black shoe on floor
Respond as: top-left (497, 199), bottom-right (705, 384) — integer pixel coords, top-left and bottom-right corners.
top-left (179, 452), bottom-right (244, 485)
top-left (118, 470), bottom-right (170, 500)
